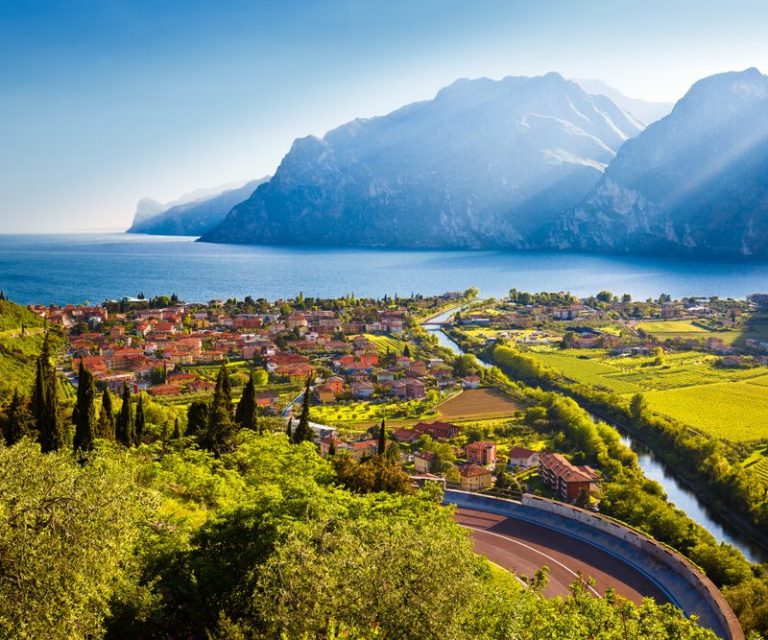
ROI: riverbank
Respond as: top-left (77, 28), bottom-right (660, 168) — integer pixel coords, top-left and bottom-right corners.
top-left (425, 314), bottom-right (768, 564)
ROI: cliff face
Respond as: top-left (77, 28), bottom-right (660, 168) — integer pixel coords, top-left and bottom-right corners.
top-left (128, 179), bottom-right (267, 236)
top-left (201, 73), bottom-right (641, 248)
top-left (549, 69), bottom-right (768, 256)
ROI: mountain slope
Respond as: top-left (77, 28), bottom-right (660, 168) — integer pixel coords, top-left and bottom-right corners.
top-left (573, 79), bottom-right (673, 126)
top-left (201, 73), bottom-right (642, 249)
top-left (550, 68), bottom-right (768, 257)
top-left (128, 179), bottom-right (267, 236)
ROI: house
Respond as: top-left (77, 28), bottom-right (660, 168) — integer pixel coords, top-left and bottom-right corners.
top-left (324, 376), bottom-right (346, 395)
top-left (459, 464), bottom-right (493, 491)
top-left (351, 381), bottom-right (374, 400)
top-left (148, 383), bottom-right (182, 397)
top-left (315, 385), bottom-right (337, 403)
top-left (413, 450), bottom-right (435, 473)
top-left (413, 420), bottom-right (459, 441)
top-left (390, 378), bottom-right (426, 400)
top-left (507, 447), bottom-right (539, 469)
top-left (393, 428), bottom-right (420, 444)
top-left (538, 452), bottom-right (599, 501)
top-left (339, 438), bottom-right (378, 461)
top-left (462, 375), bottom-right (482, 389)
top-left (465, 441), bottom-right (496, 467)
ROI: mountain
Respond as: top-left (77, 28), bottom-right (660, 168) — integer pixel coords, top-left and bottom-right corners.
top-left (200, 73), bottom-right (642, 249)
top-left (573, 79), bottom-right (673, 126)
top-left (128, 179), bottom-right (267, 236)
top-left (549, 68), bottom-right (768, 257)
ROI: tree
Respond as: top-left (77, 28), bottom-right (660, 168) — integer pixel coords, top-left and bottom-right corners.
top-left (629, 393), bottom-right (648, 423)
top-left (72, 361), bottom-right (97, 454)
top-left (34, 334), bottom-right (64, 453)
top-left (2, 389), bottom-right (28, 446)
top-left (292, 375), bottom-right (315, 444)
top-left (171, 417), bottom-right (182, 440)
top-left (596, 290), bottom-right (613, 303)
top-left (402, 344), bottom-right (411, 357)
top-left (97, 387), bottom-right (115, 440)
top-left (186, 400), bottom-right (209, 436)
top-left (377, 419), bottom-right (387, 456)
top-left (200, 365), bottom-right (237, 456)
top-left (115, 383), bottom-right (135, 447)
top-left (235, 370), bottom-right (257, 429)
top-left (134, 394), bottom-right (146, 445)
top-left (286, 417), bottom-right (293, 441)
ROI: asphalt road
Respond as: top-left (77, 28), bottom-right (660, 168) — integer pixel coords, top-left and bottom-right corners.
top-left (456, 507), bottom-right (669, 604)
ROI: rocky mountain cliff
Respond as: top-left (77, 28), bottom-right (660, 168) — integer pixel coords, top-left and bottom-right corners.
top-left (200, 73), bottom-right (642, 249)
top-left (549, 68), bottom-right (768, 257)
top-left (129, 179), bottom-right (267, 236)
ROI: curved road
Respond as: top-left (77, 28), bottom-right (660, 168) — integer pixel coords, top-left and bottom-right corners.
top-left (456, 508), bottom-right (669, 604)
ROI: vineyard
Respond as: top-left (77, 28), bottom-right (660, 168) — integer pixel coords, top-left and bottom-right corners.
top-left (524, 346), bottom-right (768, 442)
top-left (645, 382), bottom-right (768, 441)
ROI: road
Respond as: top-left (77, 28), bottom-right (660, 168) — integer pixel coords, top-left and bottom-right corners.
top-left (456, 507), bottom-right (669, 604)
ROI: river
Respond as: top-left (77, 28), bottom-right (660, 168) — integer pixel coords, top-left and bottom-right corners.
top-left (424, 308), bottom-right (768, 564)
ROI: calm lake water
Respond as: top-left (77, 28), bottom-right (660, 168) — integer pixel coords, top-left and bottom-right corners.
top-left (2, 233), bottom-right (768, 305)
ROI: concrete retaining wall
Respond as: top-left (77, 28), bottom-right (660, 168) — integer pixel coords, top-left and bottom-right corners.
top-left (445, 490), bottom-right (742, 640)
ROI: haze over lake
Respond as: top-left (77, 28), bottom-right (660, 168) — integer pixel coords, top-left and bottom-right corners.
top-left (2, 234), bottom-right (768, 305)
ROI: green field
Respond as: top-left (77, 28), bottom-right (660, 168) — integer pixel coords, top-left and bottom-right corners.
top-left (636, 315), bottom-right (768, 347)
top-left (310, 398), bottom-right (438, 425)
top-left (525, 346), bottom-right (768, 442)
top-left (645, 382), bottom-right (768, 442)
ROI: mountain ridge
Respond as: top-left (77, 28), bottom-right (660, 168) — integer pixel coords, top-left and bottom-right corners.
top-left (200, 73), bottom-right (641, 249)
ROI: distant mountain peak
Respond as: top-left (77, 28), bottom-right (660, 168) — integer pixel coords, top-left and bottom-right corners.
top-left (201, 73), bottom-right (641, 249)
top-left (573, 79), bottom-right (673, 126)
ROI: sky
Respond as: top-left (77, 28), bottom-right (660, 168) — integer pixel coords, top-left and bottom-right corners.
top-left (1, 0), bottom-right (767, 233)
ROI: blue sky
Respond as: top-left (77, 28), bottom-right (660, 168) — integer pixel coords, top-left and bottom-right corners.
top-left (1, 0), bottom-right (767, 232)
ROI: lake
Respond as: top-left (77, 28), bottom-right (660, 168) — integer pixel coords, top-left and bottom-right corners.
top-left (2, 233), bottom-right (768, 305)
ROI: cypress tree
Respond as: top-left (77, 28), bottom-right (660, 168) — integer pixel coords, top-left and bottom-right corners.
top-left (3, 388), bottom-right (28, 445)
top-left (200, 365), bottom-right (236, 456)
top-left (286, 416), bottom-right (293, 441)
top-left (134, 394), bottom-right (146, 445)
top-left (72, 361), bottom-right (97, 454)
top-left (116, 383), bottom-right (135, 447)
top-left (377, 418), bottom-right (387, 456)
top-left (328, 438), bottom-right (336, 456)
top-left (235, 370), bottom-right (257, 429)
top-left (35, 334), bottom-right (64, 453)
top-left (97, 387), bottom-right (115, 440)
top-left (186, 400), bottom-right (208, 436)
top-left (292, 375), bottom-right (314, 444)
top-left (171, 417), bottom-right (181, 439)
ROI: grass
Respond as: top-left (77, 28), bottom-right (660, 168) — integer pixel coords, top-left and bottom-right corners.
top-left (436, 388), bottom-right (521, 420)
top-left (526, 349), bottom-right (645, 394)
top-left (645, 382), bottom-right (768, 442)
top-left (362, 334), bottom-right (409, 356)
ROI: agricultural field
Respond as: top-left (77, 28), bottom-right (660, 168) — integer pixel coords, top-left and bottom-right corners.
top-left (310, 398), bottom-right (439, 426)
top-left (527, 347), bottom-right (767, 394)
top-left (645, 382), bottom-right (768, 442)
top-left (362, 333), bottom-right (409, 355)
top-left (743, 447), bottom-right (768, 484)
top-left (636, 315), bottom-right (768, 346)
top-left (436, 388), bottom-right (521, 420)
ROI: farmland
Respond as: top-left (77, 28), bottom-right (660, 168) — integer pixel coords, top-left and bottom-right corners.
top-left (523, 346), bottom-right (768, 442)
top-left (645, 382), bottom-right (768, 441)
top-left (436, 388), bottom-right (521, 420)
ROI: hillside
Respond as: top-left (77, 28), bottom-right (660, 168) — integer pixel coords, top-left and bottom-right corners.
top-left (200, 73), bottom-right (641, 249)
top-left (128, 179), bottom-right (267, 236)
top-left (0, 300), bottom-right (49, 397)
top-left (549, 68), bottom-right (768, 257)
top-left (573, 79), bottom-right (673, 125)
